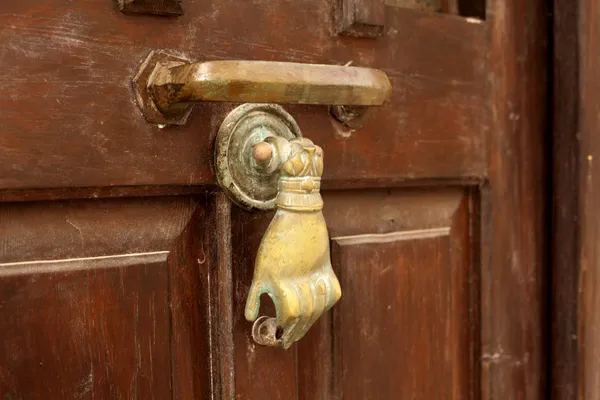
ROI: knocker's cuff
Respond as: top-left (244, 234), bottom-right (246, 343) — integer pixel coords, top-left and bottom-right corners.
top-left (276, 177), bottom-right (324, 211)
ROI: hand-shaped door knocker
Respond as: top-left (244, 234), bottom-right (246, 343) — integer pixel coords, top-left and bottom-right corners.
top-left (215, 104), bottom-right (342, 349)
top-left (246, 137), bottom-right (341, 348)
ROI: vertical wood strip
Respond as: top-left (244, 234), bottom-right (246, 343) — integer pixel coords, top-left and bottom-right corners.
top-left (441, 0), bottom-right (459, 14)
top-left (214, 193), bottom-right (235, 400)
top-left (467, 187), bottom-right (482, 400)
top-left (576, 1), bottom-right (600, 398)
top-left (337, 0), bottom-right (385, 38)
top-left (484, 0), bottom-right (549, 398)
top-left (548, 1), bottom-right (600, 395)
top-left (551, 0), bottom-right (580, 398)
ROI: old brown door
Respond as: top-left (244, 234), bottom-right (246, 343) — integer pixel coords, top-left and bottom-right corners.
top-left (0, 0), bottom-right (548, 399)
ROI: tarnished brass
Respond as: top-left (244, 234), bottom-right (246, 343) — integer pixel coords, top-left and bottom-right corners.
top-left (214, 104), bottom-right (303, 211)
top-left (132, 50), bottom-right (392, 125)
top-left (215, 104), bottom-right (341, 348)
top-left (245, 137), bottom-right (341, 349)
top-left (132, 51), bottom-right (192, 125)
top-left (329, 104), bottom-right (371, 129)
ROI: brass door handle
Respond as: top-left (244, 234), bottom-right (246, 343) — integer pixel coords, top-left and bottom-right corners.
top-left (133, 50), bottom-right (392, 125)
top-left (215, 104), bottom-right (342, 348)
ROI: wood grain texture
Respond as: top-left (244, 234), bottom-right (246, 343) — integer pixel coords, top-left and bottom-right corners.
top-left (0, 3), bottom-right (486, 190)
top-left (551, 0), bottom-right (600, 398)
top-left (169, 198), bottom-right (214, 399)
top-left (336, 0), bottom-right (386, 37)
top-left (0, 197), bottom-right (194, 262)
top-left (551, 1), bottom-right (579, 398)
top-left (330, 235), bottom-right (464, 398)
top-left (0, 253), bottom-right (172, 398)
top-left (577, 2), bottom-right (600, 395)
top-left (386, 0), bottom-right (455, 14)
top-left (327, 189), bottom-right (474, 399)
top-left (484, 0), bottom-right (549, 398)
top-left (213, 193), bottom-right (235, 400)
top-left (0, 185), bottom-right (210, 203)
top-left (0, 196), bottom-right (213, 399)
top-left (384, 0), bottom-right (484, 18)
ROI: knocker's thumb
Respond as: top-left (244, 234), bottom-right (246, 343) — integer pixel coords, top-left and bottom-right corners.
top-left (245, 283), bottom-right (265, 322)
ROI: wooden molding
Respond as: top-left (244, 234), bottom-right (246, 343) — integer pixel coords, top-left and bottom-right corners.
top-left (118, 0), bottom-right (183, 16)
top-left (336, 0), bottom-right (385, 38)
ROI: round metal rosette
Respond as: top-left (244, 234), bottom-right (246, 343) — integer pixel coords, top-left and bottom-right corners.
top-left (215, 104), bottom-right (302, 211)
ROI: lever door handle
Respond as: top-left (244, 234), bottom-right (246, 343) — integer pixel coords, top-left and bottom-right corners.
top-left (132, 50), bottom-right (392, 125)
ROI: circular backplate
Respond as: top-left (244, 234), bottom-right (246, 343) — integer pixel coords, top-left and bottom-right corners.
top-left (215, 104), bottom-right (302, 211)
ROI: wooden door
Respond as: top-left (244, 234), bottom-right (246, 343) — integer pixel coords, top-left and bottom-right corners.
top-left (551, 0), bottom-right (600, 398)
top-left (0, 0), bottom-right (548, 399)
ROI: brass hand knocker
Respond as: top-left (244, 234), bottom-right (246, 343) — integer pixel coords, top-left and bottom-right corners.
top-left (214, 104), bottom-right (342, 349)
top-left (245, 137), bottom-right (341, 349)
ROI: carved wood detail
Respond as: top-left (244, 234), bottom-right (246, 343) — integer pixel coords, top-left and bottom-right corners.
top-left (336, 0), bottom-right (386, 38)
top-left (118, 0), bottom-right (183, 16)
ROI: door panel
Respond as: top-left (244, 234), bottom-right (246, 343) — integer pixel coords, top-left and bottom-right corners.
top-left (0, 254), bottom-right (172, 398)
top-left (0, 198), bottom-right (196, 261)
top-left (232, 189), bottom-right (476, 399)
top-left (328, 189), bottom-right (473, 400)
top-left (0, 197), bottom-right (214, 398)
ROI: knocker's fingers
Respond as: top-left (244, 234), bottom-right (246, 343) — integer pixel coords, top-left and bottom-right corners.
top-left (298, 278), bottom-right (328, 339)
top-left (279, 317), bottom-right (300, 350)
top-left (281, 280), bottom-right (313, 348)
top-left (244, 282), bottom-right (266, 322)
top-left (325, 269), bottom-right (342, 310)
top-left (270, 281), bottom-right (301, 349)
top-left (275, 281), bottom-right (301, 327)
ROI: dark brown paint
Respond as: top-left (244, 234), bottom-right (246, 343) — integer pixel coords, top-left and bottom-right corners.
top-left (483, 0), bottom-right (549, 398)
top-left (117, 0), bottom-right (184, 16)
top-left (551, 0), bottom-right (600, 399)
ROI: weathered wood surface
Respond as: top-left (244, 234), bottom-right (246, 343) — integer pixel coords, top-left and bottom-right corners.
top-left (551, 1), bottom-right (579, 398)
top-left (0, 3), bottom-right (485, 190)
top-left (551, 0), bottom-right (600, 398)
top-left (483, 0), bottom-right (549, 398)
top-left (118, 0), bottom-right (184, 16)
top-left (336, 0), bottom-right (386, 37)
top-left (0, 196), bottom-right (215, 398)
